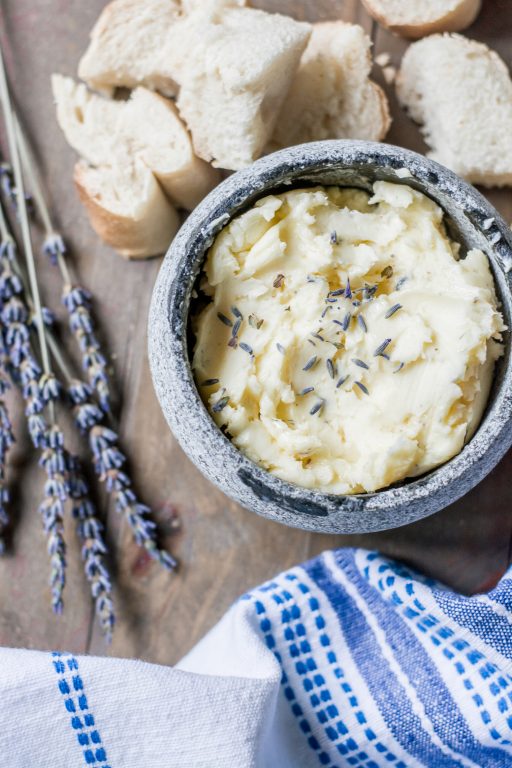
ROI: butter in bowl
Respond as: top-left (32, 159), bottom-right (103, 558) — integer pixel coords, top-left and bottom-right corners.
top-left (149, 141), bottom-right (512, 534)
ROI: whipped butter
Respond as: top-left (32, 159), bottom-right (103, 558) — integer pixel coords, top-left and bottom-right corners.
top-left (192, 182), bottom-right (504, 494)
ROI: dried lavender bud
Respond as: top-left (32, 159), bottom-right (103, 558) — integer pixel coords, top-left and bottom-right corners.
top-left (355, 381), bottom-right (369, 395)
top-left (357, 315), bottom-right (367, 333)
top-left (309, 399), bottom-right (325, 416)
top-left (385, 304), bottom-right (402, 319)
top-left (303, 355), bottom-right (317, 371)
top-left (330, 231), bottom-right (338, 245)
top-left (352, 358), bottom-right (369, 370)
top-left (43, 233), bottom-right (66, 267)
top-left (374, 338), bottom-right (392, 357)
top-left (273, 274), bottom-right (285, 288)
top-left (212, 396), bottom-right (229, 413)
top-left (217, 312), bottom-right (233, 328)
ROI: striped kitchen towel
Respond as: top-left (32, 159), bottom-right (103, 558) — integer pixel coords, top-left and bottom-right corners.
top-left (1, 548), bottom-right (511, 767)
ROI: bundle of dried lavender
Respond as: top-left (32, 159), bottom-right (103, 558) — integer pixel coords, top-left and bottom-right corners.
top-left (0, 46), bottom-right (176, 640)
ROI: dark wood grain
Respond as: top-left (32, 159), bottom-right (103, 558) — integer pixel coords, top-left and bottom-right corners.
top-left (0, 0), bottom-right (510, 665)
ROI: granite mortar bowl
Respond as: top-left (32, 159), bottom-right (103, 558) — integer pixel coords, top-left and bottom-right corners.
top-left (149, 140), bottom-right (512, 534)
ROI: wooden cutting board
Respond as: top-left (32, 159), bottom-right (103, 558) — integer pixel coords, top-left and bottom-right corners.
top-left (0, 0), bottom-right (510, 664)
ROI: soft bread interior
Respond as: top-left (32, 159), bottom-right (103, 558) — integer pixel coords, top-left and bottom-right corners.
top-left (272, 22), bottom-right (390, 149)
top-left (78, 0), bottom-right (182, 95)
top-left (168, 6), bottom-right (311, 168)
top-left (396, 34), bottom-right (512, 186)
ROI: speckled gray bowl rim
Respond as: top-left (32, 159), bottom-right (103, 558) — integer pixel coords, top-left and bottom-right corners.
top-left (149, 140), bottom-right (512, 534)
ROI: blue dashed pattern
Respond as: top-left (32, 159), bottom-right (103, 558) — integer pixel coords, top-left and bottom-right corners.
top-left (360, 553), bottom-right (512, 749)
top-left (245, 549), bottom-right (512, 767)
top-left (280, 572), bottom-right (405, 768)
top-left (52, 652), bottom-right (111, 767)
top-left (252, 597), bottom-right (337, 768)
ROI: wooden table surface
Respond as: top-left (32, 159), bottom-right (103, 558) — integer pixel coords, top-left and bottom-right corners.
top-left (0, 0), bottom-right (511, 665)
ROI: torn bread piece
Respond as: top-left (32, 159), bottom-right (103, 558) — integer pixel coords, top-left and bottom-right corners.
top-left (74, 159), bottom-right (180, 259)
top-left (361, 0), bottom-right (481, 39)
top-left (78, 0), bottom-right (249, 95)
top-left (52, 75), bottom-right (219, 209)
top-left (272, 22), bottom-right (390, 149)
top-left (169, 6), bottom-right (311, 169)
top-left (78, 0), bottom-right (182, 96)
top-left (396, 34), bottom-right (512, 186)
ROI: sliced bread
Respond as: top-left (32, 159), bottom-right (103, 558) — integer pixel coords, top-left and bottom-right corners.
top-left (396, 34), bottom-right (512, 186)
top-left (361, 0), bottom-right (481, 39)
top-left (74, 159), bottom-right (180, 259)
top-left (78, 0), bottom-right (182, 96)
top-left (271, 22), bottom-right (390, 150)
top-left (169, 6), bottom-right (311, 169)
top-left (52, 75), bottom-right (219, 209)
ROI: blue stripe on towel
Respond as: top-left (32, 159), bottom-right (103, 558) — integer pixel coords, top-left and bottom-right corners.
top-left (432, 592), bottom-right (512, 661)
top-left (305, 552), bottom-right (494, 768)
top-left (277, 572), bottom-right (407, 768)
top-left (51, 652), bottom-right (111, 767)
top-left (336, 551), bottom-right (512, 767)
top-left (359, 553), bottom-right (512, 749)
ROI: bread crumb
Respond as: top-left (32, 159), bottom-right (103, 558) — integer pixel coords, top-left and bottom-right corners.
top-left (383, 65), bottom-right (396, 84)
top-left (395, 167), bottom-right (412, 178)
top-left (375, 52), bottom-right (391, 68)
top-left (483, 217), bottom-right (495, 230)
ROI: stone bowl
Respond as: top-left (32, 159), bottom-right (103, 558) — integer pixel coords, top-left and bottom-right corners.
top-left (148, 140), bottom-right (512, 534)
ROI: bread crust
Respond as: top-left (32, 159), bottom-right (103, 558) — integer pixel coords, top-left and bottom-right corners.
top-left (361, 0), bottom-right (481, 38)
top-left (74, 162), bottom-right (180, 259)
top-left (371, 81), bottom-right (392, 141)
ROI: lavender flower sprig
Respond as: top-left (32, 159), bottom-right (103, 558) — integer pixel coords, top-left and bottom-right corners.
top-left (39, 423), bottom-right (67, 613)
top-left (12, 123), bottom-right (112, 413)
top-left (0, 365), bottom-right (14, 554)
top-left (0, 215), bottom-right (75, 612)
top-left (68, 380), bottom-right (176, 571)
top-left (0, 161), bottom-right (15, 208)
top-left (67, 452), bottom-right (115, 641)
top-left (0, 51), bottom-right (76, 609)
top-left (62, 285), bottom-right (110, 412)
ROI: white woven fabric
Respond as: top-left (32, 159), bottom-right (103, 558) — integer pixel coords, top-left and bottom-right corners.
top-left (1, 548), bottom-right (511, 767)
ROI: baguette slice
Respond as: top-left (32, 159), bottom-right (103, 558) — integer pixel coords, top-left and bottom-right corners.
top-left (78, 0), bottom-right (182, 96)
top-left (74, 159), bottom-right (180, 259)
top-left (361, 0), bottom-right (481, 39)
top-left (272, 22), bottom-right (390, 150)
top-left (52, 75), bottom-right (219, 209)
top-left (396, 34), bottom-right (512, 187)
top-left (169, 7), bottom-right (311, 169)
